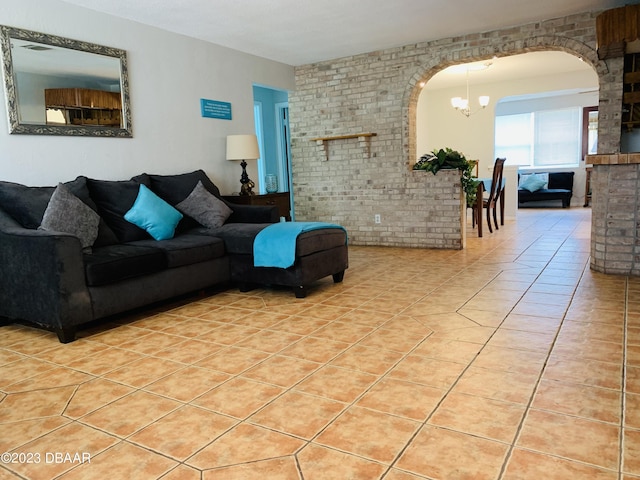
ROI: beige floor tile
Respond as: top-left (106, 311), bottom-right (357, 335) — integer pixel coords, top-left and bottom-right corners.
top-left (396, 425), bottom-right (509, 479)
top-left (160, 464), bottom-right (202, 480)
top-left (241, 355), bottom-right (320, 387)
top-left (310, 321), bottom-right (376, 343)
top-left (543, 355), bottom-right (622, 390)
top-left (315, 406), bottom-right (420, 463)
top-left (357, 327), bottom-right (427, 353)
top-left (129, 405), bottom-right (237, 460)
top-left (0, 358), bottom-right (57, 389)
top-left (195, 346), bottom-right (271, 374)
top-left (5, 422), bottom-right (118, 479)
top-left (533, 379), bottom-right (621, 424)
top-left (33, 340), bottom-right (110, 367)
top-left (428, 392), bottom-right (526, 442)
top-left (64, 378), bottom-right (134, 418)
top-left (430, 325), bottom-right (496, 344)
top-left (65, 347), bottom-right (145, 376)
top-left (57, 441), bottom-right (177, 480)
top-left (411, 337), bottom-right (482, 363)
top-left (499, 313), bottom-right (562, 334)
top-left (269, 315), bottom-right (332, 335)
top-left (202, 456), bottom-right (301, 480)
top-left (486, 328), bottom-right (556, 353)
top-left (0, 386), bottom-right (76, 423)
top-left (472, 345), bottom-right (547, 376)
top-left (338, 309), bottom-right (396, 327)
top-left (294, 365), bottom-right (378, 403)
top-left (249, 390), bottom-right (345, 439)
top-left (152, 338), bottom-right (225, 364)
top-left (187, 423), bottom-right (305, 470)
top-left (330, 345), bottom-right (404, 375)
top-left (193, 377), bottom-right (284, 418)
top-left (504, 447), bottom-right (618, 479)
top-left (143, 365), bottom-right (230, 402)
top-left (627, 394), bottom-right (640, 429)
top-left (517, 409), bottom-right (620, 469)
top-left (356, 378), bottom-right (445, 421)
top-left (0, 416), bottom-right (70, 453)
top-left (196, 324), bottom-right (261, 345)
top-left (625, 429), bottom-right (640, 475)
top-left (453, 367), bottom-right (538, 404)
top-left (279, 336), bottom-right (350, 363)
top-left (233, 329), bottom-right (303, 353)
top-left (298, 443), bottom-right (386, 480)
top-left (387, 354), bottom-right (466, 389)
top-left (117, 331), bottom-right (185, 355)
top-left (102, 356), bottom-right (184, 388)
top-left (80, 390), bottom-right (180, 437)
top-left (3, 366), bottom-right (95, 393)
top-left (558, 320), bottom-right (625, 344)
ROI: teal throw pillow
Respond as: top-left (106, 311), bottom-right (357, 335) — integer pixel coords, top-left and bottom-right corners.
top-left (124, 184), bottom-right (183, 240)
top-left (519, 174), bottom-right (547, 192)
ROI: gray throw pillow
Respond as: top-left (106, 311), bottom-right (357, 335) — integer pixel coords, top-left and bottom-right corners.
top-left (39, 183), bottom-right (101, 251)
top-left (176, 180), bottom-right (233, 229)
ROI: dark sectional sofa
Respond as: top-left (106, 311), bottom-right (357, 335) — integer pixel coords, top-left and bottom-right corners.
top-left (517, 172), bottom-right (575, 208)
top-left (0, 170), bottom-right (348, 343)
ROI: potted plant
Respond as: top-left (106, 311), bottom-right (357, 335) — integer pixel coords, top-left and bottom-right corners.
top-left (413, 147), bottom-right (479, 206)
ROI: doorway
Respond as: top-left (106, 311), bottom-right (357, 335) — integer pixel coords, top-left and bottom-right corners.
top-left (252, 84), bottom-right (293, 218)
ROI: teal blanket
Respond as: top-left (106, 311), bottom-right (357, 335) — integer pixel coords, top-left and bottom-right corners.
top-left (253, 222), bottom-right (347, 268)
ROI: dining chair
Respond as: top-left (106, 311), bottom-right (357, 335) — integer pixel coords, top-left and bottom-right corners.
top-left (471, 158), bottom-right (506, 236)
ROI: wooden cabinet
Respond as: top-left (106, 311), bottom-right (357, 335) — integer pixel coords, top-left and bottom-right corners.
top-left (44, 88), bottom-right (122, 127)
top-left (223, 193), bottom-right (291, 221)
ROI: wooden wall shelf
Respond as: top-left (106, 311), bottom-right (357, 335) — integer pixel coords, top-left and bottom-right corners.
top-left (310, 133), bottom-right (377, 160)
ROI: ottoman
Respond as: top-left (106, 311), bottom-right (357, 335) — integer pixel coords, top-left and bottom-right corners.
top-left (209, 222), bottom-right (348, 298)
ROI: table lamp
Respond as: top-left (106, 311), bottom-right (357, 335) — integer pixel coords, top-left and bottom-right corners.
top-left (226, 134), bottom-right (260, 195)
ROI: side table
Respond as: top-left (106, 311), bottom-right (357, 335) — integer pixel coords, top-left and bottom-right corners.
top-left (223, 193), bottom-right (291, 221)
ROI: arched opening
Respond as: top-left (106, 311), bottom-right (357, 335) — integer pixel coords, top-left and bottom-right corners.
top-left (405, 47), bottom-right (602, 218)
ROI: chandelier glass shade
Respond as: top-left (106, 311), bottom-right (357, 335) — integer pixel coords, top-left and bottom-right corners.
top-left (450, 67), bottom-right (490, 117)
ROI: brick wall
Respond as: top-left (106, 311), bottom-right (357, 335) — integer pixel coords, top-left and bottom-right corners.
top-left (589, 155), bottom-right (640, 276)
top-left (290, 10), bottom-right (638, 273)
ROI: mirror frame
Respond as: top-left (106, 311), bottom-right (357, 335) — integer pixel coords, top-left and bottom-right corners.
top-left (0, 25), bottom-right (132, 137)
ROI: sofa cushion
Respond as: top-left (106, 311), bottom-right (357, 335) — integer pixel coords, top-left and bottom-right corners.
top-left (124, 184), bottom-right (183, 241)
top-left (197, 223), bottom-right (271, 255)
top-left (84, 244), bottom-right (167, 286)
top-left (0, 176), bottom-right (90, 229)
top-left (176, 180), bottom-right (233, 229)
top-left (135, 170), bottom-right (224, 232)
top-left (139, 169), bottom-right (222, 204)
top-left (519, 173), bottom-right (546, 192)
top-left (129, 234), bottom-right (226, 268)
top-left (87, 177), bottom-right (152, 243)
top-left (39, 183), bottom-right (101, 250)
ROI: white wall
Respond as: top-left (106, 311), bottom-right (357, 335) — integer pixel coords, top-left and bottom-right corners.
top-left (417, 63), bottom-right (598, 207)
top-left (0, 0), bottom-right (295, 194)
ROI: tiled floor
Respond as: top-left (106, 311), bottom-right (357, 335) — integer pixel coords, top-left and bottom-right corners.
top-left (1, 208), bottom-right (639, 479)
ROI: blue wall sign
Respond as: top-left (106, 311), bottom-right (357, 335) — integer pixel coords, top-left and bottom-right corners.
top-left (200, 99), bottom-right (232, 120)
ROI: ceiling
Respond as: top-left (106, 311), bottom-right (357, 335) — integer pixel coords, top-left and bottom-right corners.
top-left (58, 0), bottom-right (632, 66)
top-left (425, 51), bottom-right (597, 90)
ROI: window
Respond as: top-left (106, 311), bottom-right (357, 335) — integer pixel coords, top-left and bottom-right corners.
top-left (495, 107), bottom-right (581, 168)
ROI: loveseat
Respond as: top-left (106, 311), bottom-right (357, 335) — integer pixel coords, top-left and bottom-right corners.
top-left (0, 170), bottom-right (348, 343)
top-left (517, 172), bottom-right (574, 208)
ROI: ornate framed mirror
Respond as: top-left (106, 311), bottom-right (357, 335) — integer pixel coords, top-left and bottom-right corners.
top-left (0, 25), bottom-right (132, 137)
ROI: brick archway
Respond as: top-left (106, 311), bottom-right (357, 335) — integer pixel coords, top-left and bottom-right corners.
top-left (403, 36), bottom-right (610, 168)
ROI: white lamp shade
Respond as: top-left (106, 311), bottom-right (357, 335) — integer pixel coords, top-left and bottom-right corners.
top-left (479, 95), bottom-right (490, 107)
top-left (226, 134), bottom-right (260, 161)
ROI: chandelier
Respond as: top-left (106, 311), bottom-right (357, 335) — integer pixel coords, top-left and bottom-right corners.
top-left (450, 63), bottom-right (491, 117)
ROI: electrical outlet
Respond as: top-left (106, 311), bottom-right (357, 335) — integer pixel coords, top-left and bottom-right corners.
top-left (374, 214), bottom-right (381, 224)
